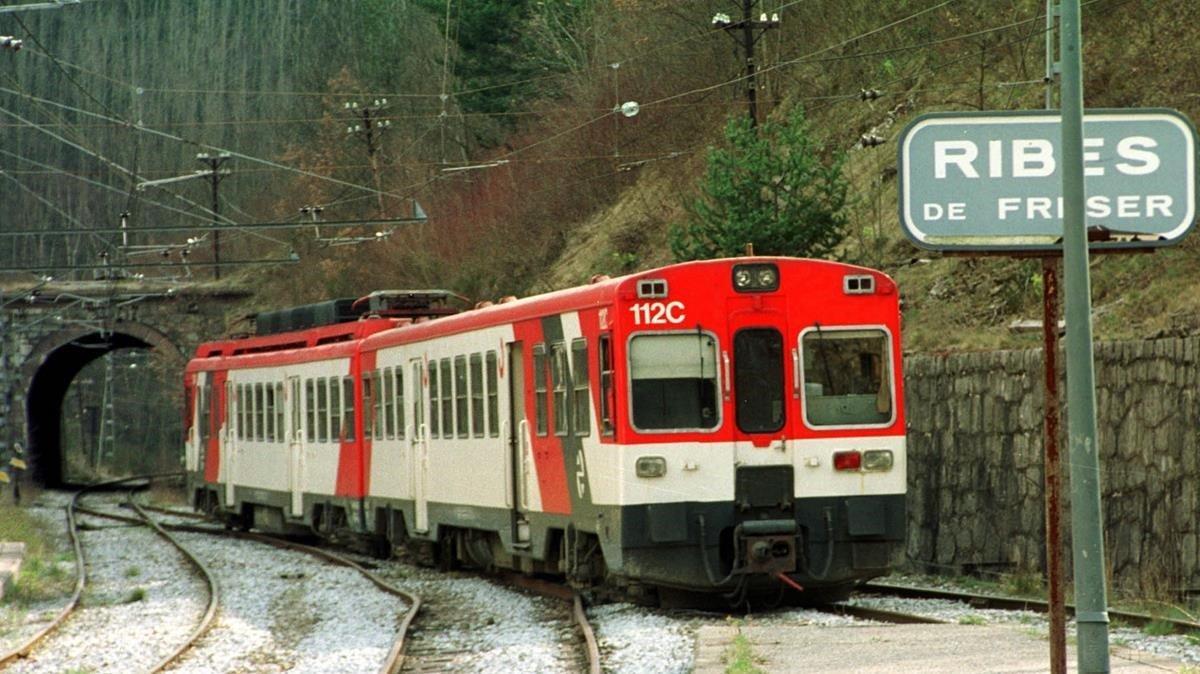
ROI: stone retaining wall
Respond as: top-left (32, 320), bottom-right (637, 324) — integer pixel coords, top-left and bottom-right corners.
top-left (903, 337), bottom-right (1200, 594)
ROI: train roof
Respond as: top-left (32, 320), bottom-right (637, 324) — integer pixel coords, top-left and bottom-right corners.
top-left (189, 257), bottom-right (895, 369)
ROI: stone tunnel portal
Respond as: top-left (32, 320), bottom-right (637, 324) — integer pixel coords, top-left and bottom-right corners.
top-left (22, 325), bottom-right (184, 487)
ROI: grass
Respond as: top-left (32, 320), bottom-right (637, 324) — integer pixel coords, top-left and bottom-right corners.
top-left (1142, 619), bottom-right (1175, 637)
top-left (0, 503), bottom-right (73, 606)
top-left (124, 566), bottom-right (141, 578)
top-left (958, 614), bottom-right (987, 626)
top-left (125, 587), bottom-right (147, 604)
top-left (724, 619), bottom-right (764, 674)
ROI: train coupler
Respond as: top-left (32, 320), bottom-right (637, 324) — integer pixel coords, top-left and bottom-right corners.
top-left (738, 519), bottom-right (797, 575)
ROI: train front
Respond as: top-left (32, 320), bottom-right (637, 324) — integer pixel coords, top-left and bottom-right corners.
top-left (602, 257), bottom-right (905, 604)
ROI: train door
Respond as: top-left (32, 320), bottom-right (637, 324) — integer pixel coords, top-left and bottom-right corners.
top-left (287, 376), bottom-right (303, 516)
top-left (507, 342), bottom-right (532, 546)
top-left (728, 309), bottom-right (794, 468)
top-left (223, 380), bottom-right (236, 504)
top-left (409, 358), bottom-right (429, 533)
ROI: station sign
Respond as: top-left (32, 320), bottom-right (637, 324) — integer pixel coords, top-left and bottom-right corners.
top-left (897, 109), bottom-right (1197, 251)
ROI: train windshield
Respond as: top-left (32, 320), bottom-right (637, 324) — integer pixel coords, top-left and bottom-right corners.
top-left (801, 328), bottom-right (892, 427)
top-left (629, 333), bottom-right (719, 431)
top-left (734, 328), bottom-right (785, 433)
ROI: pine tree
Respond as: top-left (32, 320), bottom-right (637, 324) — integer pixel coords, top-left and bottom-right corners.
top-left (670, 108), bottom-right (849, 261)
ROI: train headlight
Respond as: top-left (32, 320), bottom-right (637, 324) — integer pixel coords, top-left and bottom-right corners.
top-left (734, 268), bottom-right (753, 289)
top-left (862, 450), bottom-right (894, 472)
top-left (732, 263), bottom-right (779, 293)
top-left (635, 456), bottom-right (667, 478)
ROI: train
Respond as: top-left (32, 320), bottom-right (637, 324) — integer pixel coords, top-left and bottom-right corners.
top-left (183, 257), bottom-right (906, 605)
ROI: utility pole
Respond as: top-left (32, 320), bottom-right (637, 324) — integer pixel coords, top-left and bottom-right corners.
top-left (346, 100), bottom-right (392, 217)
top-left (711, 2), bottom-right (780, 128)
top-left (196, 152), bottom-right (231, 280)
top-left (1060, 0), bottom-right (1110, 670)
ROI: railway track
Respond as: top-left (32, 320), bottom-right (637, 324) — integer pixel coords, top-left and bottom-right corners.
top-left (863, 580), bottom-right (1200, 633)
top-left (1, 476), bottom-right (421, 674)
top-left (87, 487), bottom-right (421, 673)
top-left (0, 474), bottom-right (214, 672)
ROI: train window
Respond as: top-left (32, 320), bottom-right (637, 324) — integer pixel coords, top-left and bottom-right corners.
top-left (265, 383), bottom-right (276, 442)
top-left (533, 345), bottom-right (548, 436)
top-left (378, 368), bottom-right (389, 440)
top-left (226, 382), bottom-right (234, 444)
top-left (233, 384), bottom-right (242, 441)
top-left (275, 383), bottom-right (285, 443)
top-left (734, 328), bottom-right (786, 434)
top-left (629, 333), bottom-right (719, 431)
top-left (470, 354), bottom-right (484, 438)
top-left (330, 377), bottom-right (342, 441)
top-left (306, 379), bottom-right (316, 443)
top-left (599, 336), bottom-right (615, 436)
top-left (254, 383), bottom-right (265, 442)
top-left (343, 377), bottom-right (355, 441)
top-left (363, 371), bottom-right (374, 440)
top-left (801, 328), bottom-right (892, 427)
top-left (429, 364), bottom-right (440, 438)
top-left (395, 368), bottom-right (406, 439)
top-left (552, 343), bottom-right (569, 437)
top-left (317, 377), bottom-right (329, 443)
top-left (572, 339), bottom-right (590, 436)
top-left (485, 351), bottom-right (499, 438)
top-left (455, 356), bottom-right (469, 438)
top-left (441, 359), bottom-right (454, 440)
top-left (197, 382), bottom-right (208, 445)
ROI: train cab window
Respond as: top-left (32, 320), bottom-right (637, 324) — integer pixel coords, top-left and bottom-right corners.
top-left (342, 376), bottom-right (355, 441)
top-left (734, 328), bottom-right (785, 433)
top-left (395, 368), bottom-right (406, 439)
top-left (317, 377), bottom-right (329, 442)
top-left (533, 345), bottom-right (548, 436)
top-left (306, 379), bottom-right (316, 442)
top-left (599, 336), bottom-right (615, 436)
top-left (440, 359), bottom-right (453, 440)
top-left (455, 356), bottom-right (469, 438)
top-left (801, 328), bottom-right (892, 427)
top-left (486, 351), bottom-right (499, 438)
top-left (429, 364), bottom-right (440, 438)
top-left (571, 339), bottom-right (590, 436)
top-left (551, 343), bottom-right (569, 437)
top-left (470, 354), bottom-right (484, 438)
top-left (629, 333), bottom-right (719, 431)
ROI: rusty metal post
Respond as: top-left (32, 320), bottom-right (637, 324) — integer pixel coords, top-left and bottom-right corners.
top-left (1042, 255), bottom-right (1066, 674)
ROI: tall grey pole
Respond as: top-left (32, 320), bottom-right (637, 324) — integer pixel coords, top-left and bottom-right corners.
top-left (1059, 0), bottom-right (1111, 671)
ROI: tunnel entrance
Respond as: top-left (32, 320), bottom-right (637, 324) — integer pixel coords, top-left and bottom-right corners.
top-left (22, 325), bottom-right (184, 487)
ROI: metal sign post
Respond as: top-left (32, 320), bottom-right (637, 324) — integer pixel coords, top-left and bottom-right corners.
top-left (896, 7), bottom-right (1199, 671)
top-left (1061, 1), bottom-right (1110, 670)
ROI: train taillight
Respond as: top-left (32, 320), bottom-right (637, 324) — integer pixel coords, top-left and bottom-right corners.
top-left (732, 263), bottom-right (779, 292)
top-left (832, 450), bottom-right (862, 471)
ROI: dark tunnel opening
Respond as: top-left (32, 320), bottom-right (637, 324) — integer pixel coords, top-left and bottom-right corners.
top-left (26, 332), bottom-right (153, 486)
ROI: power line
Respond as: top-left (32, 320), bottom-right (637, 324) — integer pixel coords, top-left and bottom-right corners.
top-left (0, 87), bottom-right (414, 203)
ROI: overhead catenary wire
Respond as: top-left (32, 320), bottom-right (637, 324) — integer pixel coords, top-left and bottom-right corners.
top-left (0, 86), bottom-right (414, 204)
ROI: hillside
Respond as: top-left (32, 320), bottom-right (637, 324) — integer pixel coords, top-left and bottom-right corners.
top-left (3, 0), bottom-right (1197, 352)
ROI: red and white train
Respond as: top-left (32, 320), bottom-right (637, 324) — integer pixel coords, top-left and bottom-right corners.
top-left (184, 257), bottom-right (906, 602)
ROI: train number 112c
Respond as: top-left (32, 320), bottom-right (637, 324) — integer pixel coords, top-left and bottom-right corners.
top-left (628, 301), bottom-right (686, 325)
